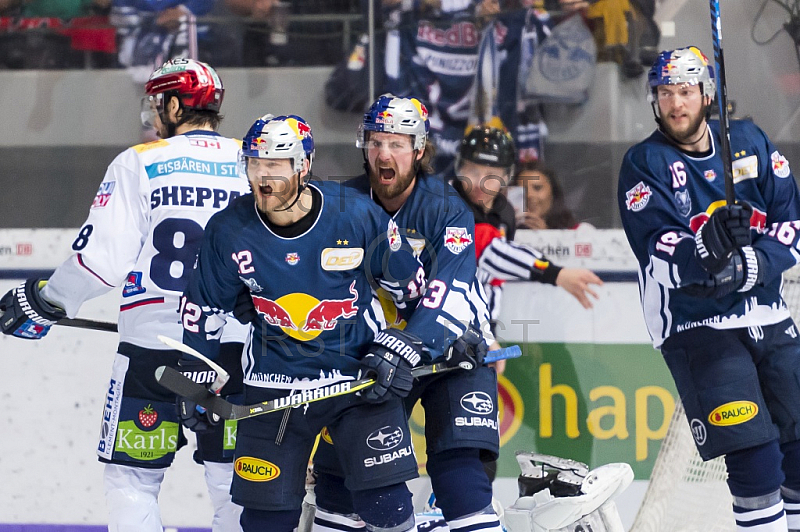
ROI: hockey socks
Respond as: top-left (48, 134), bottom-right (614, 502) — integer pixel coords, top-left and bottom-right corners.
top-left (781, 486), bottom-right (800, 531)
top-left (733, 493), bottom-right (787, 531)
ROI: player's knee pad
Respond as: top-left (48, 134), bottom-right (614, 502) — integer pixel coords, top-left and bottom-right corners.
top-left (352, 483), bottom-right (414, 531)
top-left (314, 470), bottom-right (356, 515)
top-left (202, 461), bottom-right (242, 532)
top-left (240, 507), bottom-right (302, 532)
top-left (725, 440), bottom-right (785, 498)
top-left (427, 448), bottom-right (493, 521)
top-left (104, 463), bottom-right (165, 532)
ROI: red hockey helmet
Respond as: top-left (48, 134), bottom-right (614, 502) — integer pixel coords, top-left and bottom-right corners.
top-left (145, 58), bottom-right (224, 112)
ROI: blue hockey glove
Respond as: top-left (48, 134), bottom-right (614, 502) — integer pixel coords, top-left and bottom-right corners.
top-left (444, 327), bottom-right (487, 371)
top-left (233, 287), bottom-right (256, 325)
top-left (176, 359), bottom-right (222, 433)
top-left (681, 247), bottom-right (764, 299)
top-left (0, 278), bottom-right (66, 340)
top-left (360, 329), bottom-right (423, 404)
top-left (695, 202), bottom-right (753, 274)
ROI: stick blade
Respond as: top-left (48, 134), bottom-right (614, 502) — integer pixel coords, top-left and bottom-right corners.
top-left (154, 365), bottom-right (235, 420)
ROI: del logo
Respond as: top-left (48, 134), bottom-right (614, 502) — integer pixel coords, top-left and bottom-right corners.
top-left (321, 248), bottom-right (364, 271)
top-left (91, 181), bottom-right (116, 208)
top-left (690, 200), bottom-right (767, 233)
top-left (235, 457), bottom-right (280, 482)
top-left (625, 182), bottom-right (651, 212)
top-left (444, 227), bottom-right (473, 254)
top-left (708, 401), bottom-right (758, 426)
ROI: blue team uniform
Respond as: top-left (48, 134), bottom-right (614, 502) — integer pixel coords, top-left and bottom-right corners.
top-left (180, 180), bottom-right (425, 508)
top-left (618, 119), bottom-right (800, 460)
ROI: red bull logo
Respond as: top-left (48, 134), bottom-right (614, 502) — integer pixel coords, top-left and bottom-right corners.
top-left (410, 99), bottom-right (428, 121)
top-left (689, 201), bottom-right (767, 234)
top-left (772, 150), bottom-right (791, 178)
top-left (285, 252), bottom-right (299, 266)
top-left (250, 137), bottom-right (268, 150)
top-left (286, 118), bottom-right (312, 140)
top-left (704, 169), bottom-right (716, 182)
top-left (249, 282), bottom-right (360, 340)
top-left (625, 182), bottom-right (652, 212)
top-left (387, 220), bottom-right (402, 252)
top-left (376, 111), bottom-right (394, 125)
top-left (444, 226), bottom-right (473, 254)
top-left (302, 280), bottom-right (359, 332)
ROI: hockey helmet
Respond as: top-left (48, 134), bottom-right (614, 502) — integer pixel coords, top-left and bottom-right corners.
top-left (357, 94), bottom-right (429, 151)
top-left (241, 114), bottom-right (315, 175)
top-left (459, 124), bottom-right (516, 170)
top-left (145, 58), bottom-right (225, 112)
top-left (647, 46), bottom-right (716, 101)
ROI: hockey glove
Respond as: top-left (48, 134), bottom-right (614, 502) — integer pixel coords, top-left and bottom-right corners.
top-left (681, 247), bottom-right (764, 299)
top-left (360, 329), bottom-right (423, 404)
top-left (233, 287), bottom-right (257, 325)
top-left (176, 359), bottom-right (222, 433)
top-left (695, 202), bottom-right (753, 274)
top-left (0, 278), bottom-right (66, 340)
top-left (444, 327), bottom-right (487, 371)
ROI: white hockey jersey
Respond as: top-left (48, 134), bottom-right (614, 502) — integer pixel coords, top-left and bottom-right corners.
top-left (42, 131), bottom-right (251, 349)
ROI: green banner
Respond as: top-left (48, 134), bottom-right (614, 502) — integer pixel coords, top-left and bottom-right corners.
top-left (409, 343), bottom-right (677, 480)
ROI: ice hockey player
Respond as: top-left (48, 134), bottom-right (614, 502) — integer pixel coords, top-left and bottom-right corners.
top-left (310, 93), bottom-right (503, 532)
top-left (176, 113), bottom-right (430, 532)
top-left (619, 46), bottom-right (800, 531)
top-left (0, 58), bottom-right (250, 531)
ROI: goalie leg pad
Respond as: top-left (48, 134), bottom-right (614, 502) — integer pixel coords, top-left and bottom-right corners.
top-left (504, 462), bottom-right (633, 532)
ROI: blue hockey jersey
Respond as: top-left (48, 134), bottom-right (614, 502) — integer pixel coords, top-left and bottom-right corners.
top-left (180, 180), bottom-right (425, 390)
top-left (618, 119), bottom-right (800, 348)
top-left (346, 173), bottom-right (492, 362)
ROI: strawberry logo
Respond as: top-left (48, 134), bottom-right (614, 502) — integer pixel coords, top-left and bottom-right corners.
top-left (138, 404), bottom-right (158, 428)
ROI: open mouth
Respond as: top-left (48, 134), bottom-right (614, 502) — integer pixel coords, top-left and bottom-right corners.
top-left (379, 168), bottom-right (395, 183)
top-left (258, 183), bottom-right (273, 195)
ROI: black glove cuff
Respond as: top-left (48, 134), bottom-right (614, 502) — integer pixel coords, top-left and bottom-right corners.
top-left (533, 262), bottom-right (562, 285)
top-left (21, 278), bottom-right (66, 324)
top-left (372, 329), bottom-right (422, 367)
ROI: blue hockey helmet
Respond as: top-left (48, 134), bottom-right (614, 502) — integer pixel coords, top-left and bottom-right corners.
top-left (241, 114), bottom-right (315, 176)
top-left (647, 46), bottom-right (716, 102)
top-left (357, 94), bottom-right (430, 151)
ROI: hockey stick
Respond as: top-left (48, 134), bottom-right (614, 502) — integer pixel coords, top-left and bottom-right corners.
top-left (710, 0), bottom-right (736, 204)
top-left (156, 345), bottom-right (522, 421)
top-left (57, 317), bottom-right (117, 333)
top-left (156, 334), bottom-right (230, 394)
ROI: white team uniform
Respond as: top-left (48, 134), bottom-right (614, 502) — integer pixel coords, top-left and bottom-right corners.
top-left (41, 131), bottom-right (251, 532)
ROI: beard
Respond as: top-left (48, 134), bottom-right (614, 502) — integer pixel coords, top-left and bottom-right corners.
top-left (662, 110), bottom-right (707, 145)
top-left (368, 166), bottom-right (416, 201)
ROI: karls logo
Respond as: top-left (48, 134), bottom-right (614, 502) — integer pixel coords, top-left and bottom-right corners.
top-left (708, 401), bottom-right (758, 426)
top-left (459, 392), bottom-right (494, 415)
top-left (366, 426), bottom-right (404, 452)
top-left (235, 457), bottom-right (280, 482)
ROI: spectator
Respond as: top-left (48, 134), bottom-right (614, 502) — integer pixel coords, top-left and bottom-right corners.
top-left (513, 160), bottom-right (592, 230)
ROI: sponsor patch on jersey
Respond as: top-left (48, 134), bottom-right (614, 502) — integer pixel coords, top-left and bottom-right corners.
top-left (771, 150), bottom-right (791, 178)
top-left (387, 219), bottom-right (402, 252)
top-left (321, 247), bottom-right (363, 271)
top-left (366, 426), bottom-right (404, 451)
top-left (708, 400), bottom-right (758, 426)
top-left (732, 155), bottom-right (758, 183)
top-left (460, 391), bottom-right (494, 415)
top-left (704, 169), bottom-right (716, 182)
top-left (444, 227), bottom-right (473, 254)
top-left (235, 457), bottom-right (280, 482)
top-left (285, 252), bottom-right (299, 266)
top-left (674, 189), bottom-right (691, 217)
top-left (625, 181), bottom-right (651, 212)
top-left (91, 181), bottom-right (115, 208)
top-left (123, 271), bottom-right (146, 297)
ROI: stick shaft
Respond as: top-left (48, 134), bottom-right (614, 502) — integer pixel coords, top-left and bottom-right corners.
top-left (710, 0), bottom-right (735, 204)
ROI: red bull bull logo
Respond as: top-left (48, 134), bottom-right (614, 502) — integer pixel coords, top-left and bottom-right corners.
top-left (286, 118), bottom-right (312, 140)
top-left (772, 150), bottom-right (791, 178)
top-left (625, 181), bottom-right (652, 212)
top-left (302, 280), bottom-right (359, 332)
top-left (250, 137), bottom-right (268, 150)
top-left (689, 201), bottom-right (767, 234)
top-left (376, 111), bottom-right (394, 125)
top-left (410, 99), bottom-right (428, 121)
top-left (285, 252), bottom-right (299, 266)
top-left (387, 220), bottom-right (402, 252)
top-left (249, 281), bottom-right (360, 340)
top-left (444, 226), bottom-right (473, 254)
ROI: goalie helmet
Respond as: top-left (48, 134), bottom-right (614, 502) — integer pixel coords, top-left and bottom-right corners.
top-left (241, 114), bottom-right (315, 176)
top-left (459, 124), bottom-right (516, 171)
top-left (647, 46), bottom-right (716, 101)
top-left (357, 94), bottom-right (429, 151)
top-left (145, 58), bottom-right (224, 112)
